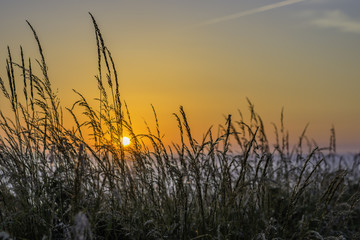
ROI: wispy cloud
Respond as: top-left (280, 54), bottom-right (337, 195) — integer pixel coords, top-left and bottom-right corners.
top-left (311, 11), bottom-right (360, 34)
top-left (193, 0), bottom-right (307, 28)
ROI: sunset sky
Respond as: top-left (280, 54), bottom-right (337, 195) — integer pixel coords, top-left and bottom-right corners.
top-left (1, 0), bottom-right (360, 152)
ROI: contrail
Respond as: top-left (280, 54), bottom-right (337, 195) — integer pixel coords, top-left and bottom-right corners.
top-left (193, 0), bottom-right (306, 28)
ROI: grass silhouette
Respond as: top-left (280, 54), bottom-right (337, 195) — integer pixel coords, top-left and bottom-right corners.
top-left (0, 14), bottom-right (359, 240)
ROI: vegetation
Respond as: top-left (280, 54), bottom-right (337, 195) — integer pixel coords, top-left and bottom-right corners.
top-left (0, 14), bottom-right (359, 240)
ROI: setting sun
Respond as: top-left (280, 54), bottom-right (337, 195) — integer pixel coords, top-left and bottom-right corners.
top-left (122, 136), bottom-right (131, 146)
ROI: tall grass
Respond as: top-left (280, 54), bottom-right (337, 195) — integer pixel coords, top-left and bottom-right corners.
top-left (0, 14), bottom-right (359, 240)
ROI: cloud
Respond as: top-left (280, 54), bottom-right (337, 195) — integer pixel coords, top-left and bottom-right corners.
top-left (193, 0), bottom-right (307, 28)
top-left (311, 11), bottom-right (360, 34)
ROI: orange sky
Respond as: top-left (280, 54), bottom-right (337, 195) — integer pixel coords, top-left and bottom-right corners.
top-left (1, 0), bottom-right (360, 153)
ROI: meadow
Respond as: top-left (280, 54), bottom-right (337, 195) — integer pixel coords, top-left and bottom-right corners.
top-left (0, 14), bottom-right (359, 240)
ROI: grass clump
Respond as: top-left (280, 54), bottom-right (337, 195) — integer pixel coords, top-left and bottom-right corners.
top-left (0, 14), bottom-right (359, 240)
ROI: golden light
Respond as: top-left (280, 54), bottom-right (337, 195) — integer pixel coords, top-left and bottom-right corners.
top-left (122, 136), bottom-right (131, 147)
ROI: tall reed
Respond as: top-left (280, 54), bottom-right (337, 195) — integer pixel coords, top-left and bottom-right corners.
top-left (0, 14), bottom-right (359, 240)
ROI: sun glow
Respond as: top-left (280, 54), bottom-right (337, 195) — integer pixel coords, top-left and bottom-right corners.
top-left (122, 136), bottom-right (131, 147)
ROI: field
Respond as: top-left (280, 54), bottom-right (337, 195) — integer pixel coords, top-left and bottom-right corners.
top-left (0, 15), bottom-right (359, 240)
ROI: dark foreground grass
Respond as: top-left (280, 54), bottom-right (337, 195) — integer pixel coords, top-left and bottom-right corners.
top-left (0, 14), bottom-right (359, 240)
